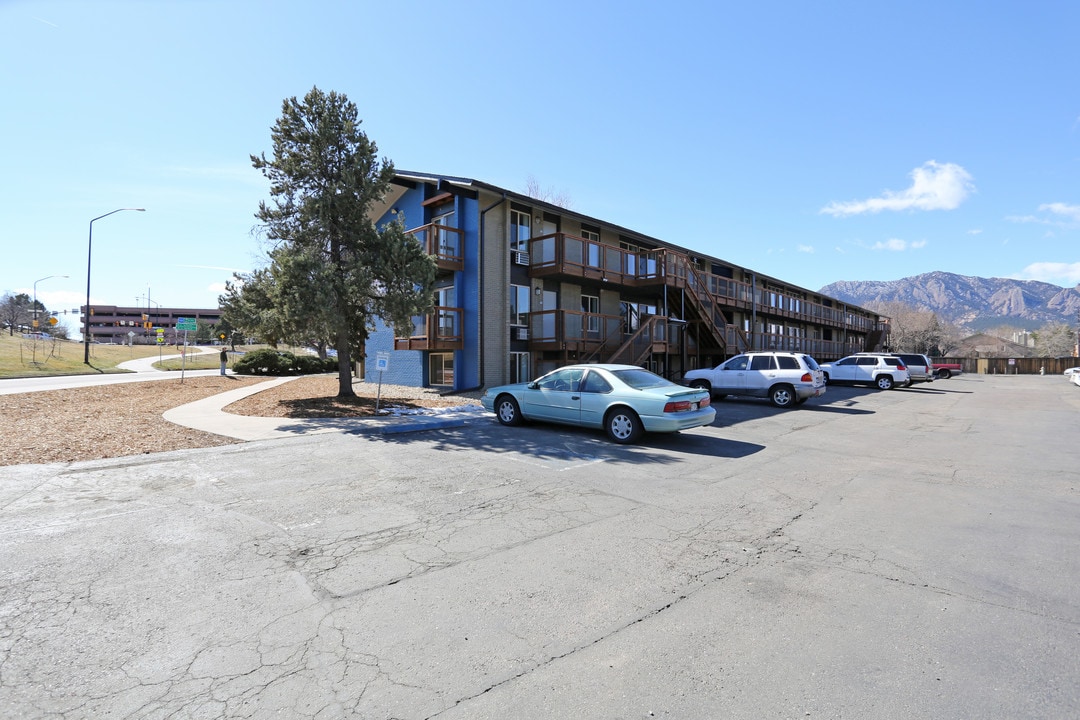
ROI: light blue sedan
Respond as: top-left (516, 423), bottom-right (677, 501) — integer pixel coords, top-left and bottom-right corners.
top-left (481, 364), bottom-right (715, 444)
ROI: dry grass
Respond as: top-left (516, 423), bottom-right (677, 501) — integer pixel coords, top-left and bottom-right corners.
top-left (1, 374), bottom-right (481, 467)
top-left (0, 334), bottom-right (162, 376)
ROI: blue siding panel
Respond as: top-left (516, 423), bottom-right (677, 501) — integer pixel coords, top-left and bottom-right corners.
top-left (366, 317), bottom-right (425, 386)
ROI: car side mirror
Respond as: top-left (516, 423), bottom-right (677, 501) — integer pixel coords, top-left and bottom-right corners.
top-left (527, 381), bottom-right (539, 389)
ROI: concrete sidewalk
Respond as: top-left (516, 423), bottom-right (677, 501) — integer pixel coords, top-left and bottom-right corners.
top-left (162, 376), bottom-right (488, 440)
top-left (2, 348), bottom-right (488, 439)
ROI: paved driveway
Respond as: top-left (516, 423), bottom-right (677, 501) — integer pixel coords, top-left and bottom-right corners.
top-left (2, 376), bottom-right (1079, 719)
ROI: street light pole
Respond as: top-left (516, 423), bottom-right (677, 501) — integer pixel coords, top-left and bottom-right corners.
top-left (84, 208), bottom-right (145, 364)
top-left (31, 274), bottom-right (69, 365)
top-left (137, 292), bottom-right (161, 347)
top-left (32, 274), bottom-right (69, 331)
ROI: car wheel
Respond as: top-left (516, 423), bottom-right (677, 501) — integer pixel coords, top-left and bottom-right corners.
top-left (770, 384), bottom-right (795, 408)
top-left (689, 379), bottom-right (711, 395)
top-left (938, 369), bottom-right (951, 379)
top-left (876, 375), bottom-right (894, 390)
top-left (605, 406), bottom-right (644, 444)
top-left (495, 395), bottom-right (523, 426)
top-left (822, 372), bottom-right (830, 384)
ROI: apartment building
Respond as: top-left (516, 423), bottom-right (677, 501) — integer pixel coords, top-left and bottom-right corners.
top-left (365, 171), bottom-right (888, 390)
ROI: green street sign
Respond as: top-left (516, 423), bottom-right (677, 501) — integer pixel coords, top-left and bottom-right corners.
top-left (176, 317), bottom-right (197, 331)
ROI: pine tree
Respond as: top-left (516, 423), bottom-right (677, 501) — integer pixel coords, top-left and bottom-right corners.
top-left (247, 87), bottom-right (435, 397)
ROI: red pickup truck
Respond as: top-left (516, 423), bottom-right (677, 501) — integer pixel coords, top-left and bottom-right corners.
top-left (933, 363), bottom-right (963, 379)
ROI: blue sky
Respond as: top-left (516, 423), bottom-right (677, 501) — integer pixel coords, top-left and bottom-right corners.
top-left (3, 1), bottom-right (1079, 338)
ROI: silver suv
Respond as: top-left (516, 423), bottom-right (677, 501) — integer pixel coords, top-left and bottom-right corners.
top-left (820, 355), bottom-right (911, 390)
top-left (683, 351), bottom-right (826, 408)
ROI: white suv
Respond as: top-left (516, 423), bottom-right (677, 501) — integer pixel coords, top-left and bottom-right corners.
top-left (819, 355), bottom-right (911, 390)
top-left (683, 351), bottom-right (826, 408)
top-left (855, 352), bottom-right (934, 384)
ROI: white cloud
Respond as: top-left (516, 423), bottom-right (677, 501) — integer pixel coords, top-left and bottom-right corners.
top-left (1016, 262), bottom-right (1080, 286)
top-left (797, 244), bottom-right (814, 254)
top-left (967, 228), bottom-right (983, 235)
top-left (1038, 203), bottom-right (1080, 222)
top-left (871, 238), bottom-right (926, 252)
top-left (1007, 202), bottom-right (1080, 227)
top-left (821, 161), bottom-right (975, 217)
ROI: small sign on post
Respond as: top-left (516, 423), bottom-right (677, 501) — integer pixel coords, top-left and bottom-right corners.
top-left (175, 319), bottom-right (196, 383)
top-left (375, 352), bottom-right (390, 415)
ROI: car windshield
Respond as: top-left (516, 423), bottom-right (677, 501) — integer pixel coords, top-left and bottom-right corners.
top-left (611, 368), bottom-right (672, 390)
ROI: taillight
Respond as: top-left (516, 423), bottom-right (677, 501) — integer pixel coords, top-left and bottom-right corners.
top-left (699, 395), bottom-right (710, 407)
top-left (664, 400), bottom-right (693, 412)
top-left (897, 363), bottom-right (907, 371)
top-left (801, 372), bottom-right (812, 382)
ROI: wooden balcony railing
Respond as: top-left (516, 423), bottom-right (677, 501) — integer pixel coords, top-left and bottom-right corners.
top-left (751, 332), bottom-right (863, 360)
top-left (528, 233), bottom-right (664, 286)
top-left (394, 306), bottom-right (463, 351)
top-left (528, 309), bottom-right (627, 352)
top-left (525, 233), bottom-right (875, 332)
top-left (407, 223), bottom-right (464, 272)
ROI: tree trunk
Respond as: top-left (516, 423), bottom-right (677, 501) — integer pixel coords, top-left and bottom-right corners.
top-left (334, 334), bottom-right (355, 398)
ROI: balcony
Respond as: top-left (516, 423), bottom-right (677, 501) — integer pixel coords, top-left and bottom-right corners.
top-left (408, 223), bottom-right (464, 273)
top-left (527, 233), bottom-right (664, 287)
top-left (527, 309), bottom-right (681, 362)
top-left (394, 306), bottom-right (463, 351)
top-left (524, 234), bottom-right (871, 333)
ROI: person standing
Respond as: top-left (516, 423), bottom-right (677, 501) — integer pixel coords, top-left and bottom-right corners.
top-left (219, 348), bottom-right (228, 376)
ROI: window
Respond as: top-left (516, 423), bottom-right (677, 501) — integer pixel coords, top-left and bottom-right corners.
top-left (430, 353), bottom-right (454, 386)
top-left (433, 212), bottom-right (456, 257)
top-left (621, 302), bottom-right (635, 333)
top-left (750, 355), bottom-right (777, 371)
top-left (510, 209), bottom-right (531, 253)
top-left (724, 355), bottom-right (749, 371)
top-left (510, 352), bottom-right (531, 384)
top-left (586, 243), bottom-right (601, 268)
top-left (581, 370), bottom-right (612, 394)
top-left (776, 356), bottom-right (800, 370)
top-left (434, 286), bottom-right (457, 338)
top-left (537, 367), bottom-right (584, 392)
top-left (620, 240), bottom-right (637, 276)
top-left (581, 294), bottom-right (599, 333)
top-left (509, 285), bottom-right (530, 326)
top-left (436, 286), bottom-right (454, 308)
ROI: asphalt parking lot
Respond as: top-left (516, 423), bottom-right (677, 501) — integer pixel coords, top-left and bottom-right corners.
top-left (2, 375), bottom-right (1079, 719)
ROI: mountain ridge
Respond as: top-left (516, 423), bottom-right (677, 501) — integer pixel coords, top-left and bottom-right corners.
top-left (820, 271), bottom-right (1080, 331)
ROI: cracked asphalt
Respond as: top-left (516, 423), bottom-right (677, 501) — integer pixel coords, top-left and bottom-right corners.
top-left (2, 375), bottom-right (1079, 719)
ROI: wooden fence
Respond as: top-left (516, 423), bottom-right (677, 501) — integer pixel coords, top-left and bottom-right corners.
top-left (936, 357), bottom-right (1079, 375)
